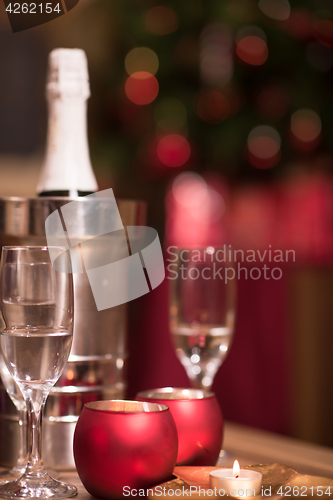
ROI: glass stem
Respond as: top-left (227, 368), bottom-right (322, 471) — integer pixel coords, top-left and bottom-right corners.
top-left (185, 366), bottom-right (214, 390)
top-left (192, 377), bottom-right (207, 390)
top-left (16, 407), bottom-right (28, 468)
top-left (24, 393), bottom-right (48, 479)
top-left (192, 374), bottom-right (212, 390)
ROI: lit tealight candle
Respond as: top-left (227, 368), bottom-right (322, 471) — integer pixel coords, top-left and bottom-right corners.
top-left (209, 460), bottom-right (262, 498)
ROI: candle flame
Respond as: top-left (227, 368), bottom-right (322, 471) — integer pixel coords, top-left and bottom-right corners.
top-left (233, 460), bottom-right (240, 478)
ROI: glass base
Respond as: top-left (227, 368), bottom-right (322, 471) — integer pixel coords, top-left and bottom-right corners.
top-left (0, 473), bottom-right (77, 499)
top-left (0, 468), bottom-right (59, 485)
top-left (0, 466), bottom-right (26, 485)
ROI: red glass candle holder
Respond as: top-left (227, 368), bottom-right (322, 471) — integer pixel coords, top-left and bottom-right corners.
top-left (73, 400), bottom-right (178, 499)
top-left (136, 388), bottom-right (223, 466)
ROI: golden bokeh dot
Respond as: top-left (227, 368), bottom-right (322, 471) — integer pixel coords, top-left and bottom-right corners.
top-left (125, 47), bottom-right (159, 76)
top-left (291, 109), bottom-right (322, 142)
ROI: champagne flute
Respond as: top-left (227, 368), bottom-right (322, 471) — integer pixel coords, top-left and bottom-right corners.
top-left (0, 246), bottom-right (76, 499)
top-left (0, 359), bottom-right (27, 483)
top-left (169, 247), bottom-right (236, 390)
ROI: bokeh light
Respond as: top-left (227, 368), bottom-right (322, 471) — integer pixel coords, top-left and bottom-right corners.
top-left (247, 125), bottom-right (281, 169)
top-left (258, 0), bottom-right (290, 21)
top-left (236, 27), bottom-right (268, 66)
top-left (144, 6), bottom-right (179, 35)
top-left (196, 90), bottom-right (230, 123)
top-left (125, 72), bottom-right (159, 105)
top-left (291, 109), bottom-right (322, 145)
top-left (171, 172), bottom-right (225, 223)
top-left (200, 23), bottom-right (233, 86)
top-left (125, 48), bottom-right (159, 76)
top-left (313, 20), bottom-right (333, 48)
top-left (154, 98), bottom-right (187, 132)
top-left (157, 134), bottom-right (191, 167)
top-left (172, 172), bottom-right (208, 207)
top-left (285, 9), bottom-right (313, 40)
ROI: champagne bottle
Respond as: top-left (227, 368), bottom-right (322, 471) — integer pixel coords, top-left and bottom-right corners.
top-left (37, 48), bottom-right (98, 197)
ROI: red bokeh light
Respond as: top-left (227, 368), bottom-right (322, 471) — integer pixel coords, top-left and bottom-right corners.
top-left (313, 20), bottom-right (333, 48)
top-left (289, 132), bottom-right (321, 152)
top-left (284, 9), bottom-right (313, 40)
top-left (125, 72), bottom-right (159, 105)
top-left (236, 36), bottom-right (268, 65)
top-left (157, 134), bottom-right (191, 167)
top-left (290, 109), bottom-right (321, 151)
top-left (291, 116), bottom-right (321, 142)
top-left (196, 91), bottom-right (230, 123)
top-left (145, 6), bottom-right (179, 35)
top-left (166, 172), bottom-right (228, 248)
top-left (247, 148), bottom-right (281, 169)
top-left (249, 136), bottom-right (280, 159)
top-left (247, 130), bottom-right (281, 169)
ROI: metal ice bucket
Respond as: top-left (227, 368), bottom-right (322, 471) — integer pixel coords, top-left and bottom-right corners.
top-left (0, 196), bottom-right (146, 469)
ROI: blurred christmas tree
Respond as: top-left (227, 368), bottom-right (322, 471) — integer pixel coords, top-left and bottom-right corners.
top-left (89, 0), bottom-right (333, 233)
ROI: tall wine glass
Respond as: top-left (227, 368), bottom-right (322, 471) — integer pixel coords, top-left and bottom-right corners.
top-left (169, 247), bottom-right (236, 390)
top-left (0, 359), bottom-right (27, 483)
top-left (0, 246), bottom-right (76, 499)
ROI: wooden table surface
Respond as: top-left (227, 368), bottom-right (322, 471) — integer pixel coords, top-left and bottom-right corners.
top-left (2, 421), bottom-right (333, 499)
top-left (52, 421), bottom-right (333, 499)
top-left (221, 422), bottom-right (333, 478)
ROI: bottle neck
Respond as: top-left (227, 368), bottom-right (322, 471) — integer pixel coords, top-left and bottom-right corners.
top-left (37, 94), bottom-right (98, 195)
top-left (38, 190), bottom-right (94, 197)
